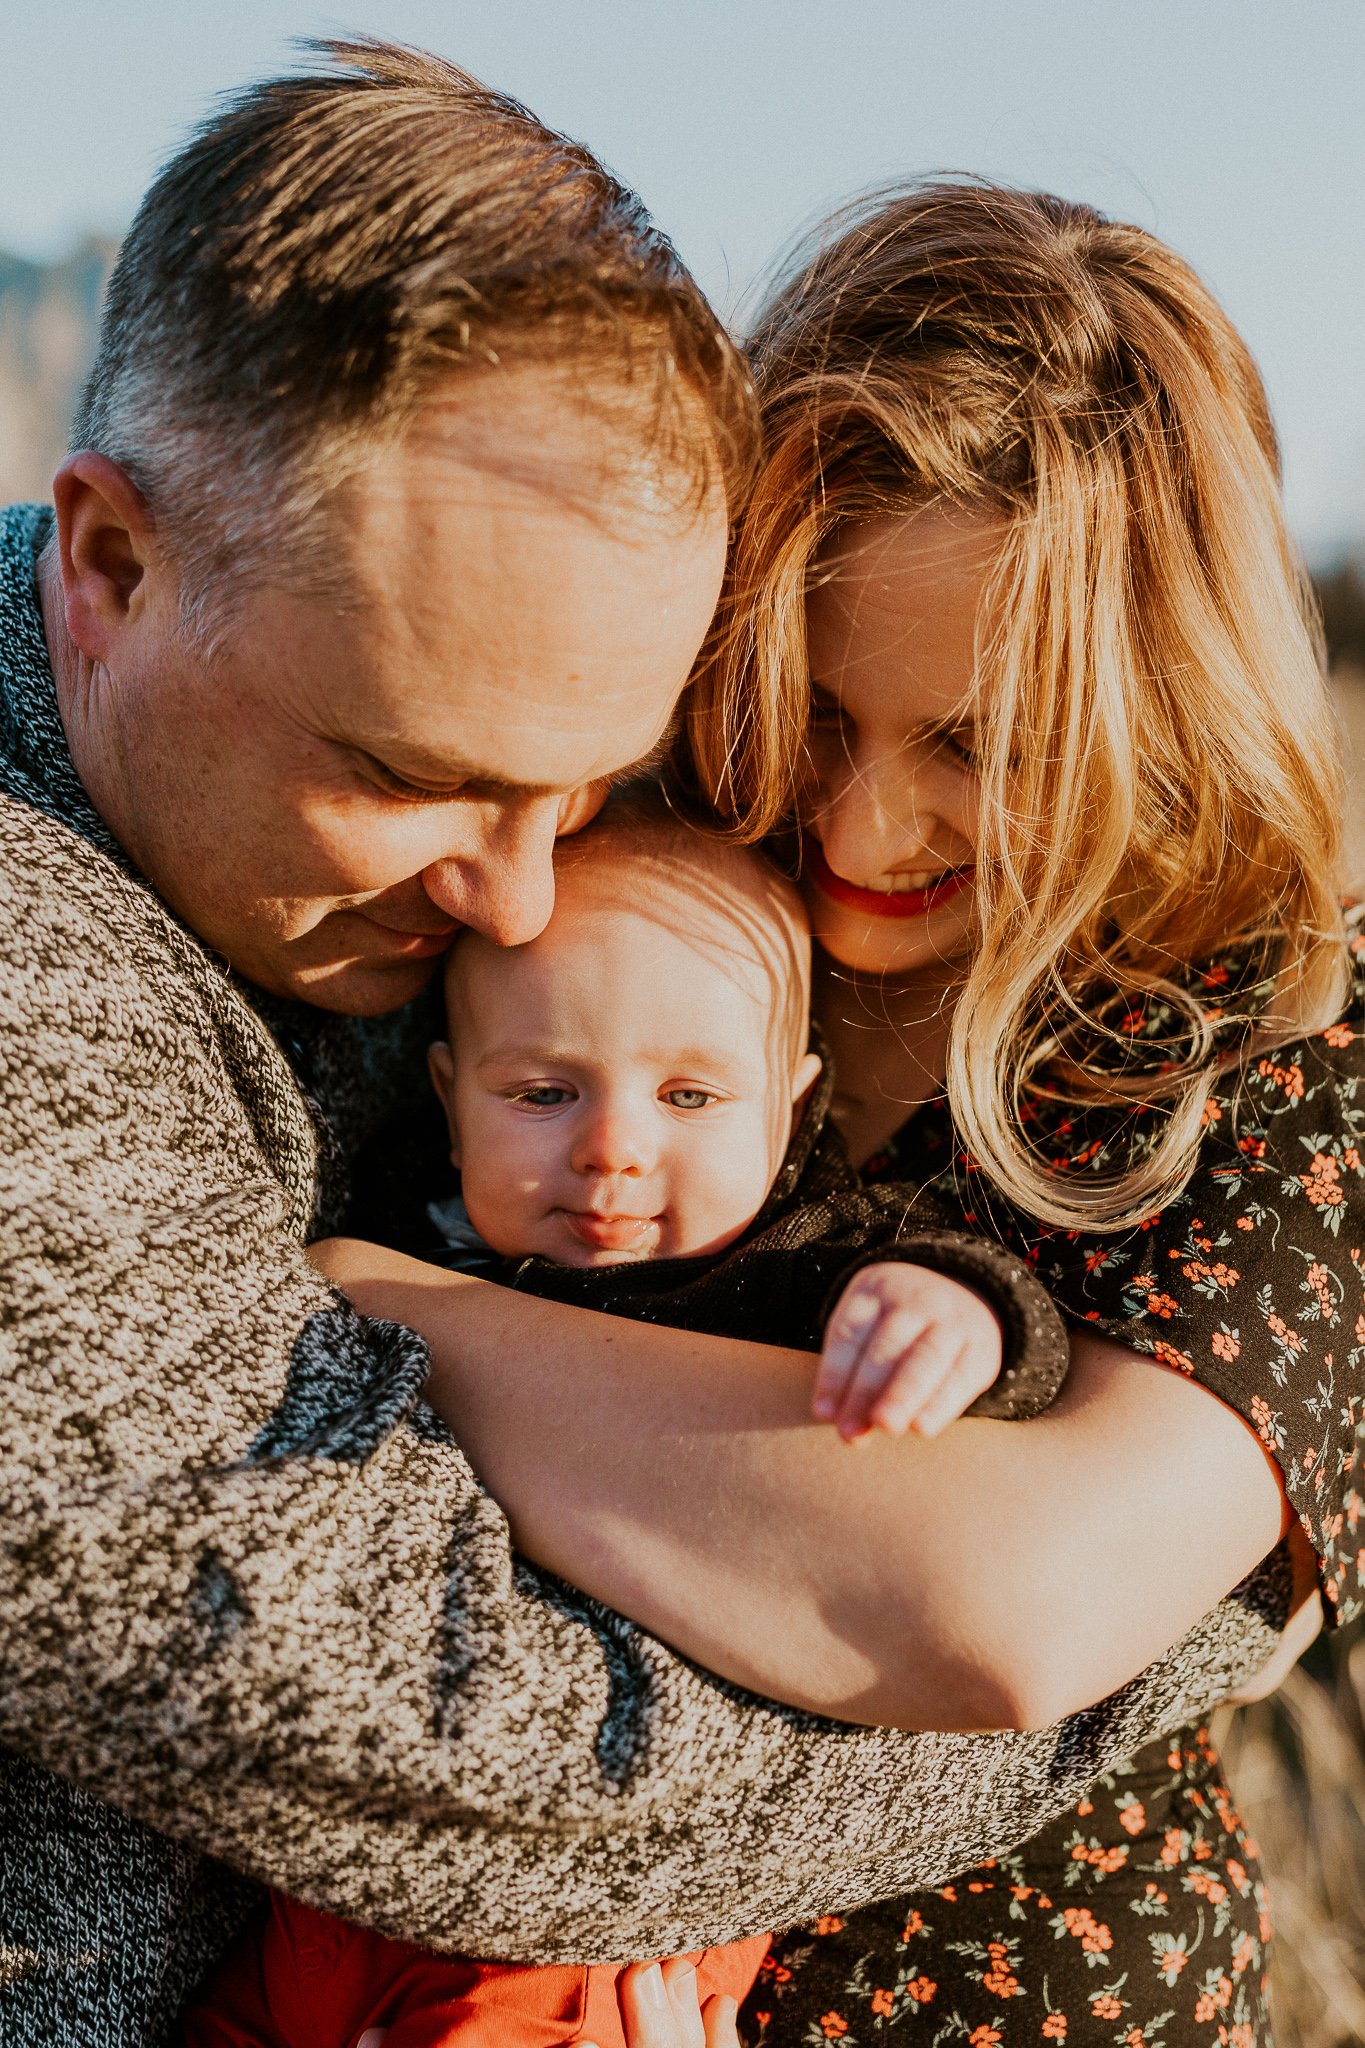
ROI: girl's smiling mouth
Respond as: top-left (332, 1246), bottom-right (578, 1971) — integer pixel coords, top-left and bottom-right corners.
top-left (803, 837), bottom-right (975, 920)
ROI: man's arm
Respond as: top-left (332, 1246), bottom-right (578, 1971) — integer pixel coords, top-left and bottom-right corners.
top-left (0, 812), bottom-right (1294, 1961)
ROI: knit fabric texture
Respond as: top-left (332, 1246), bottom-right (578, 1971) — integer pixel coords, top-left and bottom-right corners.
top-left (0, 504), bottom-right (1293, 2046)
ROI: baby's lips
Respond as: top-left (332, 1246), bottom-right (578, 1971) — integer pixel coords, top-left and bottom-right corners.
top-left (562, 1211), bottom-right (661, 1252)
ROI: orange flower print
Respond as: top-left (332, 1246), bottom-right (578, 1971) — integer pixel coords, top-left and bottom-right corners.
top-left (1236, 1213), bottom-right (1255, 1229)
top-left (870, 1988), bottom-right (895, 2018)
top-left (905, 1975), bottom-right (936, 2005)
top-left (1231, 1933), bottom-right (1256, 1972)
top-left (1154, 1940), bottom-right (1188, 1983)
top-left (1226, 1861), bottom-right (1249, 1894)
top-left (1257, 1056), bottom-right (1305, 1098)
top-left (1160, 1827), bottom-right (1189, 1867)
top-left (813, 1916), bottom-right (844, 1936)
top-left (1119, 1801), bottom-right (1146, 1836)
top-left (1324, 1021), bottom-right (1356, 1048)
top-left (1070, 1843), bottom-right (1128, 1875)
top-left (1301, 1152), bottom-right (1345, 1208)
top-left (1061, 1907), bottom-right (1114, 1955)
top-left (818, 2014), bottom-right (847, 2039)
top-left (1265, 1311), bottom-right (1304, 1353)
top-left (1187, 1870), bottom-right (1229, 1904)
top-left (1091, 1992), bottom-right (1123, 2019)
top-left (1041, 2019), bottom-right (1067, 2041)
top-left (982, 1940), bottom-right (1020, 1997)
top-left (1193, 1972), bottom-right (1233, 2022)
top-left (901, 1909), bottom-right (925, 1939)
top-left (1153, 1339), bottom-right (1195, 1374)
top-left (1249, 1395), bottom-right (1279, 1447)
top-left (1201, 1096), bottom-right (1223, 1126)
top-left (967, 2029), bottom-right (1002, 2047)
top-left (1211, 1328), bottom-right (1240, 1362)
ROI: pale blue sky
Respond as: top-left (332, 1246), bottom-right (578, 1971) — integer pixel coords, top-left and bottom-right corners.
top-left (5, 1), bottom-right (1363, 561)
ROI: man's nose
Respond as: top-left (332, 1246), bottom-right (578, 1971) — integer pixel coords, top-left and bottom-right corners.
top-left (421, 797), bottom-right (561, 948)
top-left (569, 1100), bottom-right (655, 1180)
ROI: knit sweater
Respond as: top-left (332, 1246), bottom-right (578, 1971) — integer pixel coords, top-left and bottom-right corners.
top-left (0, 503), bottom-right (1292, 2047)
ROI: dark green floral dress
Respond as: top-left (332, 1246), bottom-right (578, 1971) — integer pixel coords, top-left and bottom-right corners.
top-left (745, 932), bottom-right (1365, 2048)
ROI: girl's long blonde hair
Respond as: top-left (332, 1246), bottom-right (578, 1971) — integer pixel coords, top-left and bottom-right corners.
top-left (688, 181), bottom-right (1348, 1230)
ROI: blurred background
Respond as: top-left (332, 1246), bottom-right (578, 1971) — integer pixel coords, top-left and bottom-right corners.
top-left (4, 4), bottom-right (1364, 2037)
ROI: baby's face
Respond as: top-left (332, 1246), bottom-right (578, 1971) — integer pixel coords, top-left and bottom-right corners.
top-left (431, 860), bottom-right (819, 1267)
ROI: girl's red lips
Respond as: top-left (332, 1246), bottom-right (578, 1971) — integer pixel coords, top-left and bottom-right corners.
top-left (803, 837), bottom-right (975, 920)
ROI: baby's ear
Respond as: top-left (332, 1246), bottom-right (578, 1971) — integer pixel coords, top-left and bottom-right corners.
top-left (427, 1040), bottom-right (462, 1169)
top-left (793, 1050), bottom-right (823, 1107)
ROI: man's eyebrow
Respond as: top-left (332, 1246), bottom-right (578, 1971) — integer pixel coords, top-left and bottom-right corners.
top-left (358, 713), bottom-right (680, 801)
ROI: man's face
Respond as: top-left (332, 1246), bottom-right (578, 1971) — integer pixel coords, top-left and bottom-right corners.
top-left (60, 369), bottom-right (728, 1013)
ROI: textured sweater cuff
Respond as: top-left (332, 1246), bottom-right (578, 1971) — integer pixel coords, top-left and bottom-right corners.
top-left (818, 1231), bottom-right (1071, 1420)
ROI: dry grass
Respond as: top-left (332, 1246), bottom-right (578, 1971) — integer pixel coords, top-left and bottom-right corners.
top-left (1218, 1625), bottom-right (1365, 2047)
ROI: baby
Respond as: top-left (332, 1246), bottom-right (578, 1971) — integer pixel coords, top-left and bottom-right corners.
top-left (183, 793), bottom-right (1068, 2048)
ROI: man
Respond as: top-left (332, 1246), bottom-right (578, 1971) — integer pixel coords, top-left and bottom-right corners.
top-left (0, 38), bottom-right (754, 2042)
top-left (0, 36), bottom-right (1286, 2048)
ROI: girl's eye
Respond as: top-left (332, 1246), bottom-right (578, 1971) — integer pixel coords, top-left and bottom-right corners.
top-left (664, 1088), bottom-right (715, 1111)
top-left (808, 686), bottom-right (845, 731)
top-left (511, 1086), bottom-right (573, 1108)
top-left (937, 727), bottom-right (978, 769)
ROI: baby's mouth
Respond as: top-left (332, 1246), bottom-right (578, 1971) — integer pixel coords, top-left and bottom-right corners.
top-left (561, 1211), bottom-right (661, 1254)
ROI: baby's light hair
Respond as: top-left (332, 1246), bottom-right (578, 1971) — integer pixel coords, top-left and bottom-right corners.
top-left (686, 179), bottom-right (1347, 1230)
top-left (446, 784), bottom-right (814, 1072)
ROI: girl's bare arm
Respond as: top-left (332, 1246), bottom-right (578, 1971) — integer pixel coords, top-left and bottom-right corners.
top-left (312, 1239), bottom-right (1291, 1733)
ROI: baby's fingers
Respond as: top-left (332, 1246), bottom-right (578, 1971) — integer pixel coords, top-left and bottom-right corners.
top-left (812, 1284), bottom-right (884, 1421)
top-left (614, 1960), bottom-right (709, 2048)
top-left (888, 1347), bottom-right (1000, 1439)
top-left (832, 1309), bottom-right (951, 1441)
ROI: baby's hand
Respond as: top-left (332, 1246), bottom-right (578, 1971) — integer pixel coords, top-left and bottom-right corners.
top-left (814, 1262), bottom-right (1003, 1442)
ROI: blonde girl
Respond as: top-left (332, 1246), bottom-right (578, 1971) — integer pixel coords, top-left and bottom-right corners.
top-left (683, 179), bottom-right (1357, 2046)
top-left (320, 186), bottom-right (1352, 2048)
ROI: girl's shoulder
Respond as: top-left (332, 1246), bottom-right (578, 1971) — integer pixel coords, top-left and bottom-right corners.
top-left (877, 921), bottom-right (1365, 1626)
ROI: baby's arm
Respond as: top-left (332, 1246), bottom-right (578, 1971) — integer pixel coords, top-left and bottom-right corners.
top-left (813, 1232), bottom-right (1071, 1443)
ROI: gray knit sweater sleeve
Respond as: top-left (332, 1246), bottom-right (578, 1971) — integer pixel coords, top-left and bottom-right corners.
top-left (0, 507), bottom-right (1293, 2023)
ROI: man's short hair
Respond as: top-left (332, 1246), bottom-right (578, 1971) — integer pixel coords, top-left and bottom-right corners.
top-left (73, 37), bottom-right (757, 635)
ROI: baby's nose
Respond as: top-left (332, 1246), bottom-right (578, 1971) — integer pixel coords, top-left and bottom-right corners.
top-left (570, 1106), bottom-right (654, 1178)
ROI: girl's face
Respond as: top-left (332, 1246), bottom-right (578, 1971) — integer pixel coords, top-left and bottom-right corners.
top-left (801, 504), bottom-right (1003, 980)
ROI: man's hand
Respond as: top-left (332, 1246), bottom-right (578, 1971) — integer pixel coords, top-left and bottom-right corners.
top-left (813, 1261), bottom-right (1003, 1442)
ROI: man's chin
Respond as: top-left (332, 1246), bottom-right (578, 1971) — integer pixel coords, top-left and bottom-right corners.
top-left (254, 948), bottom-right (449, 1016)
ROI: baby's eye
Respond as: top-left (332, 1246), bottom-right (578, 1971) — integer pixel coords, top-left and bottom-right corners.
top-left (663, 1087), bottom-right (716, 1111)
top-left (511, 1085), bottom-right (574, 1108)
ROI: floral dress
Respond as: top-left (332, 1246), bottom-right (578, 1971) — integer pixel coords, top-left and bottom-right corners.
top-left (744, 934), bottom-right (1365, 2048)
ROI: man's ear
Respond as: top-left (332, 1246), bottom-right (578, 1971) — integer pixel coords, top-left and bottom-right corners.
top-left (51, 452), bottom-right (158, 664)
top-left (427, 1040), bottom-right (462, 1169)
top-left (793, 1050), bottom-right (823, 1108)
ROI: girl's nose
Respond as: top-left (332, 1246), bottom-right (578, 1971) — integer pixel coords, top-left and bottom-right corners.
top-left (818, 751), bottom-right (942, 881)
